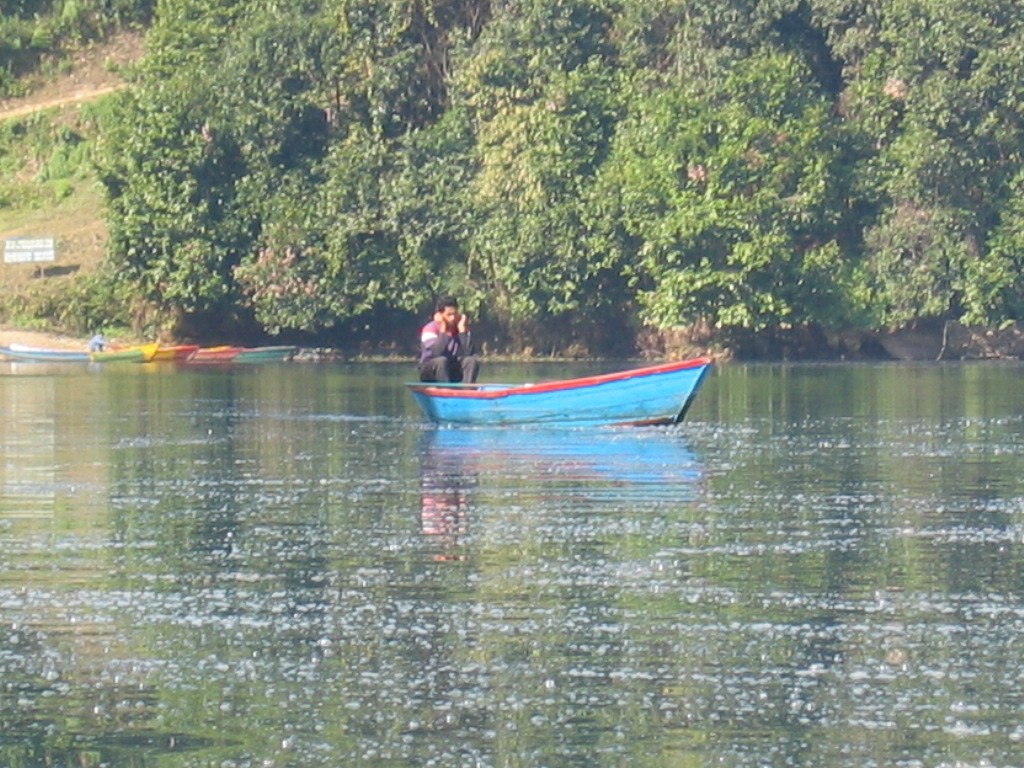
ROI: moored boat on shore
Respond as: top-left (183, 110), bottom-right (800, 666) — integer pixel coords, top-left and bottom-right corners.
top-left (0, 343), bottom-right (90, 362)
top-left (186, 346), bottom-right (245, 363)
top-left (90, 342), bottom-right (160, 363)
top-left (151, 344), bottom-right (199, 362)
top-left (233, 345), bottom-right (297, 363)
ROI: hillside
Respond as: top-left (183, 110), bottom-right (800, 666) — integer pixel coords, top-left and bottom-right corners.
top-left (0, 32), bottom-right (143, 291)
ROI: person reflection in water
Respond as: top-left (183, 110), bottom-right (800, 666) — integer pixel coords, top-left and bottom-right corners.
top-left (419, 432), bottom-right (474, 561)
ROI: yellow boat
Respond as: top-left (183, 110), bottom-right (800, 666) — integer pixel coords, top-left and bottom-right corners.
top-left (150, 344), bottom-right (199, 362)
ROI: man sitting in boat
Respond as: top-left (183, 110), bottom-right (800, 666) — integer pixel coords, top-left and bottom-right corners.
top-left (88, 333), bottom-right (106, 352)
top-left (418, 296), bottom-right (480, 383)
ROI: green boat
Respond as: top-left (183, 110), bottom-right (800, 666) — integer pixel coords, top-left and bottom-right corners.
top-left (233, 345), bottom-right (297, 363)
top-left (89, 342), bottom-right (159, 363)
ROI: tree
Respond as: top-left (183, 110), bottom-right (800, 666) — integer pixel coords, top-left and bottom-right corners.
top-left (842, 0), bottom-right (1024, 327)
top-left (451, 0), bottom-right (629, 351)
top-left (600, 52), bottom-right (851, 333)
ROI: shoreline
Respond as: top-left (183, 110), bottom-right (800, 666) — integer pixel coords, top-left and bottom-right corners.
top-left (0, 327), bottom-right (90, 351)
top-left (3, 321), bottom-right (1024, 362)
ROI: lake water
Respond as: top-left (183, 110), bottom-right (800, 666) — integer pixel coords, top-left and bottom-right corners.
top-left (2, 359), bottom-right (1024, 767)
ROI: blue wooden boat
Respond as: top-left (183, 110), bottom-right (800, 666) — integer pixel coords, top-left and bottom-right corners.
top-left (0, 343), bottom-right (89, 362)
top-left (406, 358), bottom-right (713, 427)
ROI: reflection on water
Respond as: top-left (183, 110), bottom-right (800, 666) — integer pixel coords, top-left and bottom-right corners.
top-left (418, 427), bottom-right (703, 558)
top-left (2, 362), bottom-right (1024, 766)
top-left (1, 373), bottom-right (58, 518)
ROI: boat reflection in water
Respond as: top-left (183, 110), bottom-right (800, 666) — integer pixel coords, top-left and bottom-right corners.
top-left (417, 425), bottom-right (705, 559)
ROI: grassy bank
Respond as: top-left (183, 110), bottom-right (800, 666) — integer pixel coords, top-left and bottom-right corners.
top-left (0, 34), bottom-right (141, 337)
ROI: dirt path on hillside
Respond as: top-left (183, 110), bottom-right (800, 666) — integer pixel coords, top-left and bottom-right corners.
top-left (0, 34), bottom-right (145, 351)
top-left (0, 32), bottom-right (142, 122)
top-left (0, 84), bottom-right (124, 121)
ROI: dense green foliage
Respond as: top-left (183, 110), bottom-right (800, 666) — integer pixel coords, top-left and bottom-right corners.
top-left (88, 0), bottom-right (1024, 352)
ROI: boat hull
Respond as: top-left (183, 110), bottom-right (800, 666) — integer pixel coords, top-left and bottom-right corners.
top-left (151, 344), bottom-right (199, 362)
top-left (233, 345), bottom-right (297, 362)
top-left (90, 342), bottom-right (159, 363)
top-left (407, 358), bottom-right (713, 427)
top-left (184, 345), bottom-right (296, 363)
top-left (186, 346), bottom-right (244, 363)
top-left (0, 344), bottom-right (89, 362)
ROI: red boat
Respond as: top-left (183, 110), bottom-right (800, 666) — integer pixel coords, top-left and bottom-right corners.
top-left (186, 346), bottom-right (244, 363)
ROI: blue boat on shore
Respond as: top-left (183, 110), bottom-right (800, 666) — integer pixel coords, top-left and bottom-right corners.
top-left (406, 358), bottom-right (713, 427)
top-left (0, 343), bottom-right (89, 362)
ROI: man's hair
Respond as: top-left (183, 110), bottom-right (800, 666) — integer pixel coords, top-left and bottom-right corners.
top-left (436, 296), bottom-right (458, 313)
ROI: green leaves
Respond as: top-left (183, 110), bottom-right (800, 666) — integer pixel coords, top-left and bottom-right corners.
top-left (603, 52), bottom-right (850, 332)
top-left (92, 0), bottom-right (1024, 350)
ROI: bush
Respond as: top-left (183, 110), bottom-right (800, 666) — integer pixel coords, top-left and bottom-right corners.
top-left (0, 270), bottom-right (133, 336)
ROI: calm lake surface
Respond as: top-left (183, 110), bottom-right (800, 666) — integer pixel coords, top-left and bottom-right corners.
top-left (2, 359), bottom-right (1024, 767)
